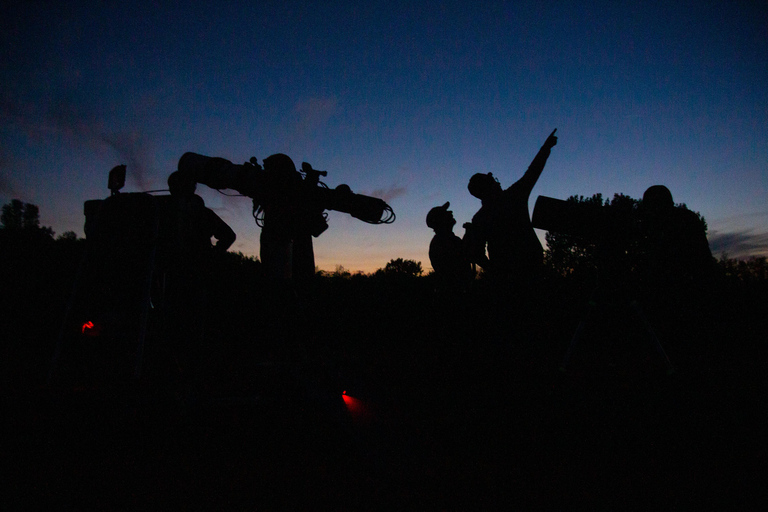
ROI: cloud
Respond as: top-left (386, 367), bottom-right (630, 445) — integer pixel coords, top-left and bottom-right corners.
top-left (0, 96), bottom-right (26, 122)
top-left (286, 97), bottom-right (338, 148)
top-left (47, 99), bottom-right (155, 190)
top-left (2, 95), bottom-right (155, 190)
top-left (99, 131), bottom-right (152, 191)
top-left (366, 185), bottom-right (407, 203)
top-left (0, 146), bottom-right (9, 186)
top-left (0, 172), bottom-right (19, 197)
top-left (709, 229), bottom-right (768, 259)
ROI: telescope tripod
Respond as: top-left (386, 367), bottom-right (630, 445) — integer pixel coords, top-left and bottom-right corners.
top-left (560, 286), bottom-right (675, 375)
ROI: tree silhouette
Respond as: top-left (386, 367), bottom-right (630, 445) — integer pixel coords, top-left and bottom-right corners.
top-left (1, 199), bottom-right (24, 230)
top-left (56, 231), bottom-right (82, 243)
top-left (378, 258), bottom-right (423, 277)
top-left (718, 255), bottom-right (768, 283)
top-left (543, 192), bottom-right (707, 278)
top-left (1, 199), bottom-right (54, 238)
top-left (331, 264), bottom-right (352, 278)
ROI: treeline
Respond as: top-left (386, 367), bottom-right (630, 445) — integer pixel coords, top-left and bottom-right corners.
top-left (1, 198), bottom-right (766, 393)
top-left (2, 197), bottom-right (767, 284)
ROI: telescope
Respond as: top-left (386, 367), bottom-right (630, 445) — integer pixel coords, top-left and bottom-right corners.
top-left (532, 195), bottom-right (639, 243)
top-left (177, 152), bottom-right (395, 230)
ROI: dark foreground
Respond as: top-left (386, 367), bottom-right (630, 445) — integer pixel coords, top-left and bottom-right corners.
top-left (3, 273), bottom-right (767, 509)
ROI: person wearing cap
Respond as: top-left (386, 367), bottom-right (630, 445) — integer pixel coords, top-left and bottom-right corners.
top-left (467, 129), bottom-right (558, 281)
top-left (427, 202), bottom-right (476, 287)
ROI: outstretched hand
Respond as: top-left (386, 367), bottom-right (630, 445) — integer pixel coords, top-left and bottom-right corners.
top-left (544, 128), bottom-right (558, 149)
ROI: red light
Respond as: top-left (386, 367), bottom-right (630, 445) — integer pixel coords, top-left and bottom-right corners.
top-left (342, 392), bottom-right (374, 425)
top-left (342, 393), bottom-right (361, 410)
top-left (81, 320), bottom-right (102, 337)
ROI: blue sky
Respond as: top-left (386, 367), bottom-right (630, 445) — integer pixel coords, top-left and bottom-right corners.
top-left (2, 1), bottom-right (766, 271)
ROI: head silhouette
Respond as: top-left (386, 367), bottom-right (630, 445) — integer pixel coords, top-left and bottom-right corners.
top-left (168, 171), bottom-right (196, 196)
top-left (263, 153), bottom-right (297, 174)
top-left (426, 202), bottom-right (456, 232)
top-left (642, 185), bottom-right (674, 212)
top-left (262, 153), bottom-right (299, 191)
top-left (468, 173), bottom-right (501, 200)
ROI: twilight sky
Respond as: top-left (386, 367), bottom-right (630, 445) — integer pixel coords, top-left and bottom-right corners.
top-left (2, 1), bottom-right (766, 272)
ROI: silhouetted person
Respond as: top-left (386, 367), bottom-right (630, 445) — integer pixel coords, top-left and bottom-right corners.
top-left (166, 171), bottom-right (236, 262)
top-left (426, 202), bottom-right (476, 288)
top-left (258, 154), bottom-right (299, 279)
top-left (467, 129), bottom-right (558, 282)
top-left (637, 185), bottom-right (713, 297)
top-left (161, 171), bottom-right (235, 382)
top-left (258, 153), bottom-right (324, 280)
top-left (622, 185), bottom-right (714, 368)
top-left (291, 163), bottom-right (330, 281)
top-left (259, 154), bottom-right (335, 281)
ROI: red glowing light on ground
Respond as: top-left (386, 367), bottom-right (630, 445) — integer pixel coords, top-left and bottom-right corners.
top-left (81, 320), bottom-right (102, 337)
top-left (342, 392), bottom-right (374, 424)
top-left (342, 393), bottom-right (362, 411)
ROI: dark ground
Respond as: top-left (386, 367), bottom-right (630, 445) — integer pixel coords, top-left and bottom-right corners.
top-left (2, 244), bottom-right (767, 509)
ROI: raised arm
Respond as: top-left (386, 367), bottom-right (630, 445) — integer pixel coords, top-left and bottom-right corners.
top-left (513, 128), bottom-right (558, 196)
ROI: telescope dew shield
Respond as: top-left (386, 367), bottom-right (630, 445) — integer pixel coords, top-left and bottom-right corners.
top-left (178, 152), bottom-right (254, 194)
top-left (533, 196), bottom-right (579, 234)
top-left (346, 193), bottom-right (390, 224)
top-left (532, 195), bottom-right (606, 239)
top-left (318, 185), bottom-right (391, 224)
top-left (177, 152), bottom-right (395, 224)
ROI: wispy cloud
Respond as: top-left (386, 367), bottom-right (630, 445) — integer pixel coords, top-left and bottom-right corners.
top-left (709, 229), bottom-right (768, 259)
top-left (293, 97), bottom-right (337, 126)
top-left (0, 172), bottom-right (17, 196)
top-left (0, 145), bottom-right (17, 195)
top-left (366, 185), bottom-right (407, 203)
top-left (711, 210), bottom-right (768, 225)
top-left (47, 99), bottom-right (154, 190)
top-left (98, 131), bottom-right (152, 191)
top-left (2, 95), bottom-right (155, 190)
top-left (286, 97), bottom-right (338, 149)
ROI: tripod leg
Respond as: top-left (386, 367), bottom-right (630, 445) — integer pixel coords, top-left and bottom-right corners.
top-left (560, 300), bottom-right (596, 371)
top-left (630, 300), bottom-right (675, 375)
